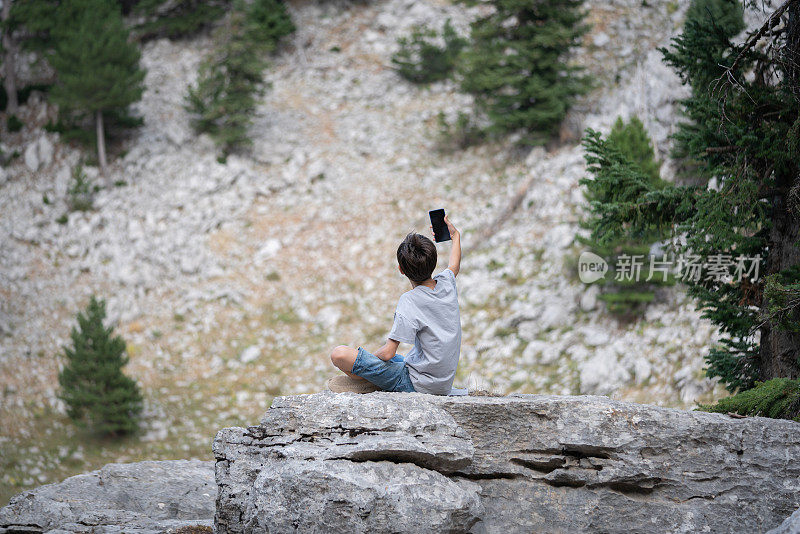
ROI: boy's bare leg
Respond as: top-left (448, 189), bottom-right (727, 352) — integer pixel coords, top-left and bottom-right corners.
top-left (330, 345), bottom-right (368, 380)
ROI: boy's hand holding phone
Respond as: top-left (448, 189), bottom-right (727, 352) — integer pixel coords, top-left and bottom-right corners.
top-left (429, 209), bottom-right (459, 241)
top-left (443, 214), bottom-right (459, 240)
top-left (429, 209), bottom-right (461, 277)
top-left (429, 209), bottom-right (450, 242)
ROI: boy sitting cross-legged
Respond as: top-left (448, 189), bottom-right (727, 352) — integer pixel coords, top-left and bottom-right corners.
top-left (328, 214), bottom-right (461, 395)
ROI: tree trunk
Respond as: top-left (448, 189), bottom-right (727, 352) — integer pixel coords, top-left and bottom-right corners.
top-left (96, 109), bottom-right (108, 178)
top-left (757, 3), bottom-right (800, 381)
top-left (1, 0), bottom-right (19, 114)
top-left (786, 2), bottom-right (800, 103)
top-left (758, 204), bottom-right (800, 381)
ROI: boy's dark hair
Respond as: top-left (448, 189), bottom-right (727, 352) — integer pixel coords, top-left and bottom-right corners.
top-left (397, 233), bottom-right (437, 283)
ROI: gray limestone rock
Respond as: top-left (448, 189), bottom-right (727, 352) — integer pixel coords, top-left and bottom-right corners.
top-left (241, 458), bottom-right (483, 533)
top-left (0, 460), bottom-right (215, 534)
top-left (214, 392), bottom-right (800, 534)
top-left (768, 508), bottom-right (800, 534)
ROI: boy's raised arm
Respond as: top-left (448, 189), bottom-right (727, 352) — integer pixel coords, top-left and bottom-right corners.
top-left (429, 214), bottom-right (461, 276)
top-left (445, 215), bottom-right (461, 276)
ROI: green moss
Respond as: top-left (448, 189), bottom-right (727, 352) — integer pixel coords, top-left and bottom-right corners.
top-left (698, 379), bottom-right (800, 421)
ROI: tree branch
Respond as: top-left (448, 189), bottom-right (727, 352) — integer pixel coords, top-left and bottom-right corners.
top-left (712, 0), bottom-right (800, 94)
top-left (705, 145), bottom-right (741, 154)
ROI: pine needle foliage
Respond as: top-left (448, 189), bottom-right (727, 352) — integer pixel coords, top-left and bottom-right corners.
top-left (685, 0), bottom-right (745, 41)
top-left (579, 116), bottom-right (674, 316)
top-left (48, 0), bottom-right (144, 115)
top-left (45, 0), bottom-right (145, 169)
top-left (391, 19), bottom-right (467, 84)
top-left (606, 116), bottom-right (662, 183)
top-left (185, 0), bottom-right (294, 155)
top-left (580, 2), bottom-right (800, 393)
top-left (133, 0), bottom-right (232, 41)
top-left (58, 296), bottom-right (143, 436)
top-left (6, 0), bottom-right (61, 54)
top-left (458, 0), bottom-right (593, 145)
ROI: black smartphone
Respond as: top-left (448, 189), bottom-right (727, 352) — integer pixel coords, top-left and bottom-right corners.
top-left (429, 208), bottom-right (451, 242)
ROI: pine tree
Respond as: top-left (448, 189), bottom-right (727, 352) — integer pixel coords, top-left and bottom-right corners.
top-left (133, 0), bottom-right (232, 41)
top-left (579, 116), bottom-right (674, 316)
top-left (186, 0), bottom-right (293, 155)
top-left (606, 116), bottom-right (662, 183)
top-left (2, 0), bottom-right (21, 114)
top-left (580, 2), bottom-right (800, 393)
top-left (458, 0), bottom-right (593, 145)
top-left (686, 0), bottom-right (745, 40)
top-left (392, 19), bottom-right (467, 84)
top-left (47, 0), bottom-right (145, 177)
top-left (58, 296), bottom-right (143, 436)
top-left (9, 0), bottom-right (138, 52)
top-left (6, 0), bottom-right (61, 54)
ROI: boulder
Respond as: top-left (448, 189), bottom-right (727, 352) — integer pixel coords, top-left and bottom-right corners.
top-left (768, 507), bottom-right (800, 534)
top-left (0, 460), bottom-right (215, 533)
top-left (243, 459), bottom-right (483, 533)
top-left (38, 136), bottom-right (54, 169)
top-left (578, 347), bottom-right (630, 395)
top-left (22, 135), bottom-right (55, 173)
top-left (214, 392), bottom-right (800, 534)
top-left (579, 284), bottom-right (600, 312)
top-left (24, 141), bottom-right (39, 172)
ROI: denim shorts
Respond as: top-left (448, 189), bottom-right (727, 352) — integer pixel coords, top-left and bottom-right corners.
top-left (351, 347), bottom-right (416, 393)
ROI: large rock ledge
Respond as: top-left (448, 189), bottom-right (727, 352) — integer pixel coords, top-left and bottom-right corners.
top-left (0, 460), bottom-right (215, 533)
top-left (213, 392), bottom-right (800, 533)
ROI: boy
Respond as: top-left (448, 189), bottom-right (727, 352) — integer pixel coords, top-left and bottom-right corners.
top-left (328, 214), bottom-right (461, 395)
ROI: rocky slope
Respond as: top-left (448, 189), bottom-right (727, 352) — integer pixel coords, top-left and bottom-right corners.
top-left (0, 0), bottom-right (770, 503)
top-left (213, 392), bottom-right (800, 533)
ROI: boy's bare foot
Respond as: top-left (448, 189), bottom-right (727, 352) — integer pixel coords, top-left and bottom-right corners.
top-left (326, 375), bottom-right (380, 393)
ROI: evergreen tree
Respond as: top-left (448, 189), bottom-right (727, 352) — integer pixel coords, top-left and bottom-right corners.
top-left (47, 0), bottom-right (145, 176)
top-left (686, 0), bottom-right (745, 40)
top-left (667, 0), bottom-right (746, 125)
top-left (392, 19), bottom-right (467, 84)
top-left (186, 0), bottom-right (293, 155)
top-left (579, 116), bottom-right (673, 316)
top-left (580, 2), bottom-right (800, 393)
top-left (8, 0), bottom-right (136, 51)
top-left (663, 0), bottom-right (747, 184)
top-left (2, 0), bottom-right (21, 114)
top-left (606, 116), bottom-right (662, 183)
top-left (458, 0), bottom-right (593, 145)
top-left (58, 296), bottom-right (143, 436)
top-left (6, 0), bottom-right (61, 54)
top-left (133, 0), bottom-right (232, 41)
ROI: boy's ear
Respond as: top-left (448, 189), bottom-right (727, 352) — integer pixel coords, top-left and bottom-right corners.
top-left (398, 265), bottom-right (404, 276)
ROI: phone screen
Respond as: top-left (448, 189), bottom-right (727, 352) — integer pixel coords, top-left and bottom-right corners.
top-left (429, 209), bottom-right (451, 242)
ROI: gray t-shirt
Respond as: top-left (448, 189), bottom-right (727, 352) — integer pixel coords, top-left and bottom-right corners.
top-left (388, 268), bottom-right (461, 395)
